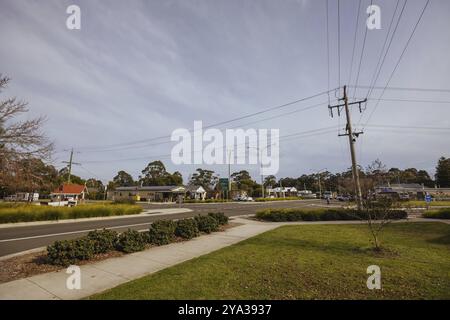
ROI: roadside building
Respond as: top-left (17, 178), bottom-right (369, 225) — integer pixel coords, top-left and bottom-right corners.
top-left (375, 183), bottom-right (450, 200)
top-left (267, 187), bottom-right (298, 198)
top-left (108, 185), bottom-right (186, 202)
top-left (186, 185), bottom-right (207, 200)
top-left (50, 184), bottom-right (88, 202)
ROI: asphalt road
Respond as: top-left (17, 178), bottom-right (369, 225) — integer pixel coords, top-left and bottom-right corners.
top-left (0, 199), bottom-right (337, 257)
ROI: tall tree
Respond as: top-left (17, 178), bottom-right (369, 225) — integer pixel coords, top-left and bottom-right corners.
top-left (231, 170), bottom-right (259, 196)
top-left (435, 157), bottom-right (450, 187)
top-left (57, 167), bottom-right (85, 185)
top-left (139, 161), bottom-right (183, 186)
top-left (112, 170), bottom-right (135, 187)
top-left (189, 168), bottom-right (218, 191)
top-left (263, 175), bottom-right (277, 187)
top-left (0, 75), bottom-right (53, 195)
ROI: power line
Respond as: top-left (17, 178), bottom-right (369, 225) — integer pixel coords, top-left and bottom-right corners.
top-left (366, 124), bottom-right (450, 131)
top-left (347, 0), bottom-right (362, 87)
top-left (338, 0), bottom-right (341, 88)
top-left (73, 88), bottom-right (336, 152)
top-left (350, 85), bottom-right (450, 93)
top-left (365, 0), bottom-right (404, 100)
top-left (76, 100), bottom-right (329, 154)
top-left (326, 0), bottom-right (331, 105)
top-left (364, 0), bottom-right (431, 128)
top-left (352, 0), bottom-right (373, 99)
top-left (360, 98), bottom-right (450, 104)
top-left (80, 126), bottom-right (339, 164)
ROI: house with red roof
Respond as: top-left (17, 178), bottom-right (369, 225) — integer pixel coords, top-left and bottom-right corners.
top-left (50, 184), bottom-right (88, 202)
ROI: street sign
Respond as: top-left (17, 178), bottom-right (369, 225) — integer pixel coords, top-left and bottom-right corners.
top-left (425, 194), bottom-right (432, 203)
top-left (219, 178), bottom-right (229, 191)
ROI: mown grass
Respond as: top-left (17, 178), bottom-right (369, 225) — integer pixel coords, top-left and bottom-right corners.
top-left (405, 200), bottom-right (450, 207)
top-left (0, 204), bottom-right (142, 223)
top-left (90, 222), bottom-right (450, 300)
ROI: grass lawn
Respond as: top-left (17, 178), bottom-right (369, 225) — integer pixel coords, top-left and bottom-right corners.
top-left (405, 200), bottom-right (450, 207)
top-left (90, 222), bottom-right (450, 300)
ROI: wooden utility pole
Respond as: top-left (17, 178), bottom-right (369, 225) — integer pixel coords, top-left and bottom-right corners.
top-left (62, 148), bottom-right (81, 184)
top-left (329, 86), bottom-right (366, 210)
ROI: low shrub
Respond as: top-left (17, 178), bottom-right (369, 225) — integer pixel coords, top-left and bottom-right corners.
top-left (175, 219), bottom-right (199, 239)
top-left (208, 212), bottom-right (228, 225)
top-left (47, 238), bottom-right (95, 266)
top-left (256, 208), bottom-right (407, 222)
top-left (87, 229), bottom-right (118, 254)
top-left (116, 229), bottom-right (146, 253)
top-left (423, 208), bottom-right (450, 219)
top-left (195, 215), bottom-right (219, 233)
top-left (148, 220), bottom-right (176, 245)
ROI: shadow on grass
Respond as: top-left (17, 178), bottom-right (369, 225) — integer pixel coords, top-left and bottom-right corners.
top-left (245, 235), bottom-right (400, 259)
top-left (427, 233), bottom-right (450, 245)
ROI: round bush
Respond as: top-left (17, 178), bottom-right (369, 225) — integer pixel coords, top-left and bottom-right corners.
top-left (195, 215), bottom-right (219, 234)
top-left (47, 238), bottom-right (95, 266)
top-left (148, 220), bottom-right (176, 245)
top-left (116, 229), bottom-right (146, 253)
top-left (208, 212), bottom-right (229, 225)
top-left (175, 219), bottom-right (199, 239)
top-left (87, 229), bottom-right (118, 254)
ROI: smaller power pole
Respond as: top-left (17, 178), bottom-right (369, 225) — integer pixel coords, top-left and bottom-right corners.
top-left (62, 148), bottom-right (81, 184)
top-left (328, 86), bottom-right (366, 210)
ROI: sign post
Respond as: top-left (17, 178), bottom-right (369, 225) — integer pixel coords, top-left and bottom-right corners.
top-left (219, 178), bottom-right (229, 200)
top-left (425, 194), bottom-right (432, 210)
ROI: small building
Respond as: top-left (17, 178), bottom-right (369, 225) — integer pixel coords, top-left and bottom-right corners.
top-left (186, 185), bottom-right (207, 200)
top-left (51, 184), bottom-right (88, 202)
top-left (108, 185), bottom-right (186, 202)
top-left (267, 187), bottom-right (298, 198)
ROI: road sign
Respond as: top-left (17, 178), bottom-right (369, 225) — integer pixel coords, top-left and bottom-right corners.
top-left (425, 194), bottom-right (432, 203)
top-left (219, 178), bottom-right (229, 191)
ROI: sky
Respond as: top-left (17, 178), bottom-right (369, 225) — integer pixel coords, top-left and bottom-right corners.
top-left (0, 0), bottom-right (449, 183)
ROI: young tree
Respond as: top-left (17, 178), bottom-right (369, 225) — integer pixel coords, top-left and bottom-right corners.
top-left (361, 198), bottom-right (398, 251)
top-left (0, 75), bottom-right (53, 194)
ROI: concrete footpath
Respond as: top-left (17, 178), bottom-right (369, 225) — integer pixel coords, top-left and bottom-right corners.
top-left (0, 217), bottom-right (447, 300)
top-left (0, 217), bottom-right (278, 300)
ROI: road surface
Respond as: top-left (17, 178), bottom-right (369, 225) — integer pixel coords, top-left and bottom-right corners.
top-left (0, 199), bottom-right (338, 257)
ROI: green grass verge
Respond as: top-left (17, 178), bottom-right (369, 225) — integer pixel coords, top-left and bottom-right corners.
top-left (423, 208), bottom-right (450, 219)
top-left (0, 204), bottom-right (142, 223)
top-left (90, 222), bottom-right (450, 300)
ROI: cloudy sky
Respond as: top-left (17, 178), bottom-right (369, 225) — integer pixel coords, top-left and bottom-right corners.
top-left (1, 0), bottom-right (449, 183)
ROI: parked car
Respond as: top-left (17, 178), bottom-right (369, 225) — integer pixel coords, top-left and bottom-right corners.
top-left (323, 191), bottom-right (333, 199)
top-left (399, 192), bottom-right (410, 200)
top-left (337, 195), bottom-right (350, 202)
